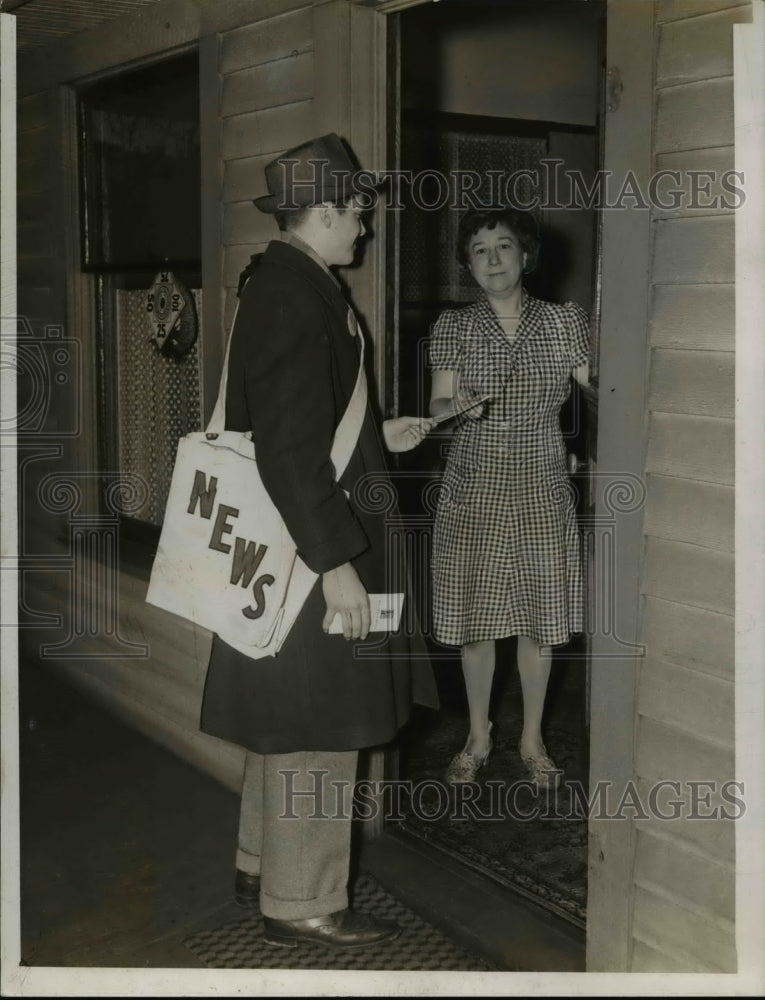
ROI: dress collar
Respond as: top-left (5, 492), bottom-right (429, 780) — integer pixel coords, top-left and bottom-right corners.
top-left (475, 289), bottom-right (530, 340)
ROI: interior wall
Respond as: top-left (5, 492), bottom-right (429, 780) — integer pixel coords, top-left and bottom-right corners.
top-left (540, 129), bottom-right (600, 307)
top-left (400, 0), bottom-right (602, 309)
top-left (402, 0), bottom-right (601, 126)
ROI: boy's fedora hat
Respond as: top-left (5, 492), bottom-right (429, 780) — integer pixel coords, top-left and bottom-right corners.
top-left (254, 133), bottom-right (368, 213)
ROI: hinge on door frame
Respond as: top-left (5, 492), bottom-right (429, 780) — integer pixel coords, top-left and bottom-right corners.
top-left (607, 66), bottom-right (623, 112)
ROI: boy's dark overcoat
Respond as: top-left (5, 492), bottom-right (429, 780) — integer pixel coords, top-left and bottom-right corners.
top-left (200, 239), bottom-right (437, 754)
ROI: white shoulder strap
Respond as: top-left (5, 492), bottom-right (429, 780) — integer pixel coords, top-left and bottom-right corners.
top-left (207, 303), bottom-right (367, 482)
top-left (330, 312), bottom-right (367, 479)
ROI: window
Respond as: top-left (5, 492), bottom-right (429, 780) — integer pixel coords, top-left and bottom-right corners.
top-left (78, 52), bottom-right (201, 541)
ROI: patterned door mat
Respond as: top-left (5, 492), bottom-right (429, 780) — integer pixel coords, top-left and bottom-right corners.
top-left (396, 652), bottom-right (589, 929)
top-left (183, 872), bottom-right (496, 971)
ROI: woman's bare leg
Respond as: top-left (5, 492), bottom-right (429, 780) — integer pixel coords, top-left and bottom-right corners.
top-left (517, 636), bottom-right (553, 758)
top-left (460, 639), bottom-right (495, 756)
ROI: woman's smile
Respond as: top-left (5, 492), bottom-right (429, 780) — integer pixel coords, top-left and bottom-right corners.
top-left (467, 222), bottom-right (527, 300)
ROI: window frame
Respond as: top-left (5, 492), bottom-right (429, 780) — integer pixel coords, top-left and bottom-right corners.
top-left (61, 42), bottom-right (215, 572)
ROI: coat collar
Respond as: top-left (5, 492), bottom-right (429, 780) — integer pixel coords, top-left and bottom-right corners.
top-left (278, 230), bottom-right (341, 289)
top-left (263, 237), bottom-right (340, 306)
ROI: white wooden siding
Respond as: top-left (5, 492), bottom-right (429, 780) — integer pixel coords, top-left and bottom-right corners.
top-left (657, 0), bottom-right (750, 22)
top-left (632, 885), bottom-right (736, 971)
top-left (221, 52), bottom-right (313, 117)
top-left (218, 6), bottom-right (324, 341)
top-left (637, 656), bottom-right (734, 744)
top-left (634, 828), bottom-right (735, 921)
top-left (223, 151), bottom-right (274, 201)
top-left (641, 596), bottom-right (733, 676)
top-left (643, 537), bottom-right (734, 615)
top-left (631, 0), bottom-right (748, 971)
top-left (653, 216), bottom-right (734, 283)
top-left (223, 242), bottom-right (269, 288)
top-left (223, 200), bottom-right (278, 246)
top-left (650, 284), bottom-right (734, 350)
top-left (655, 78), bottom-right (733, 151)
top-left (648, 348), bottom-right (734, 417)
top-left (220, 6), bottom-right (313, 74)
top-left (643, 474), bottom-right (733, 551)
top-left (652, 148), bottom-right (737, 220)
top-left (631, 937), bottom-right (701, 972)
top-left (635, 779), bottom-right (736, 863)
top-left (21, 559), bottom-right (245, 792)
top-left (646, 412), bottom-right (733, 483)
top-left (220, 100), bottom-right (314, 162)
top-left (657, 4), bottom-right (750, 84)
top-left (636, 716), bottom-right (735, 795)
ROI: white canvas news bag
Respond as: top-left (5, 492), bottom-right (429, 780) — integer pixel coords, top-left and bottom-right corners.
top-left (146, 307), bottom-right (367, 659)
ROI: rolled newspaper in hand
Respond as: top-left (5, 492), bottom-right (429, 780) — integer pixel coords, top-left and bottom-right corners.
top-left (432, 391), bottom-right (493, 426)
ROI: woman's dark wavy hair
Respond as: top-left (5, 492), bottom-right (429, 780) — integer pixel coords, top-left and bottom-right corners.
top-left (456, 207), bottom-right (541, 274)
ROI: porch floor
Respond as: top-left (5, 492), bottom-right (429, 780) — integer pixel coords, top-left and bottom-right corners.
top-left (16, 658), bottom-right (584, 976)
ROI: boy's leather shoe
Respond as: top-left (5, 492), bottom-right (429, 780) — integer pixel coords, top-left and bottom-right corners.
top-left (234, 869), bottom-right (260, 908)
top-left (263, 909), bottom-right (400, 949)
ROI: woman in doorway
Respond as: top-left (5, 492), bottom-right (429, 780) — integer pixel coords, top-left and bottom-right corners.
top-left (429, 207), bottom-right (590, 787)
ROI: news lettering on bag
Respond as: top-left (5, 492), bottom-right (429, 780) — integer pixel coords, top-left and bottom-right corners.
top-left (188, 469), bottom-right (276, 621)
top-left (230, 538), bottom-right (274, 621)
top-left (187, 470), bottom-right (217, 518)
top-left (209, 503), bottom-right (239, 552)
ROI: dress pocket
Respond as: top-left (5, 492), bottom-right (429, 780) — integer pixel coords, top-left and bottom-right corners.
top-left (439, 461), bottom-right (484, 508)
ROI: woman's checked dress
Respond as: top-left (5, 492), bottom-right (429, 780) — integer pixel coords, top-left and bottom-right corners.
top-left (430, 292), bottom-right (590, 648)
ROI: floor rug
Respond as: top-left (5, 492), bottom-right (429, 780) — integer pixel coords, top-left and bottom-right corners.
top-left (183, 872), bottom-right (496, 971)
top-left (396, 645), bottom-right (589, 929)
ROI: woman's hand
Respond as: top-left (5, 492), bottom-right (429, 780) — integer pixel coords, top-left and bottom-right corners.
top-left (573, 362), bottom-right (590, 388)
top-left (382, 415), bottom-right (435, 453)
top-left (322, 562), bottom-right (370, 640)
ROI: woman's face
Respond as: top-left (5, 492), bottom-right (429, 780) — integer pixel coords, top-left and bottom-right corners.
top-left (466, 223), bottom-right (527, 299)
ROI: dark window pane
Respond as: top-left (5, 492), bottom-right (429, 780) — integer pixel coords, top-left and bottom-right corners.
top-left (79, 52), bottom-right (200, 271)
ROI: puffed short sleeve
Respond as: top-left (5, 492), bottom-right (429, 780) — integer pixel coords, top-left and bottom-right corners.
top-left (429, 309), bottom-right (462, 371)
top-left (564, 301), bottom-right (590, 368)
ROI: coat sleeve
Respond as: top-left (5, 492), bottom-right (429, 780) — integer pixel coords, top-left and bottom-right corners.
top-left (235, 278), bottom-right (369, 575)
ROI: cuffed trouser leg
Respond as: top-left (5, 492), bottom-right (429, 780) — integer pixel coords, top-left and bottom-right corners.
top-left (236, 748), bottom-right (359, 921)
top-left (236, 751), bottom-right (265, 876)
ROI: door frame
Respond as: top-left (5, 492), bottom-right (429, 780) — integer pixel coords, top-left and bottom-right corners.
top-left (346, 0), bottom-right (653, 970)
top-left (582, 0), bottom-right (653, 972)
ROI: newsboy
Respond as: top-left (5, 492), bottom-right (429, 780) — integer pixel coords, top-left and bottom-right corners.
top-left (200, 133), bottom-right (437, 949)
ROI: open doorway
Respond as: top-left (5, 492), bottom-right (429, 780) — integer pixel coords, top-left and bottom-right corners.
top-left (386, 0), bottom-right (605, 931)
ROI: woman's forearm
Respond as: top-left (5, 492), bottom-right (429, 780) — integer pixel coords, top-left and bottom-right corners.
top-left (430, 369), bottom-right (459, 417)
top-left (429, 396), bottom-right (455, 418)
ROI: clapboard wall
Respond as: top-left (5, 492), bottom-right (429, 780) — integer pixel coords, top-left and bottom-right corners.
top-left (218, 3), bottom-right (315, 336)
top-left (629, 0), bottom-right (750, 973)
